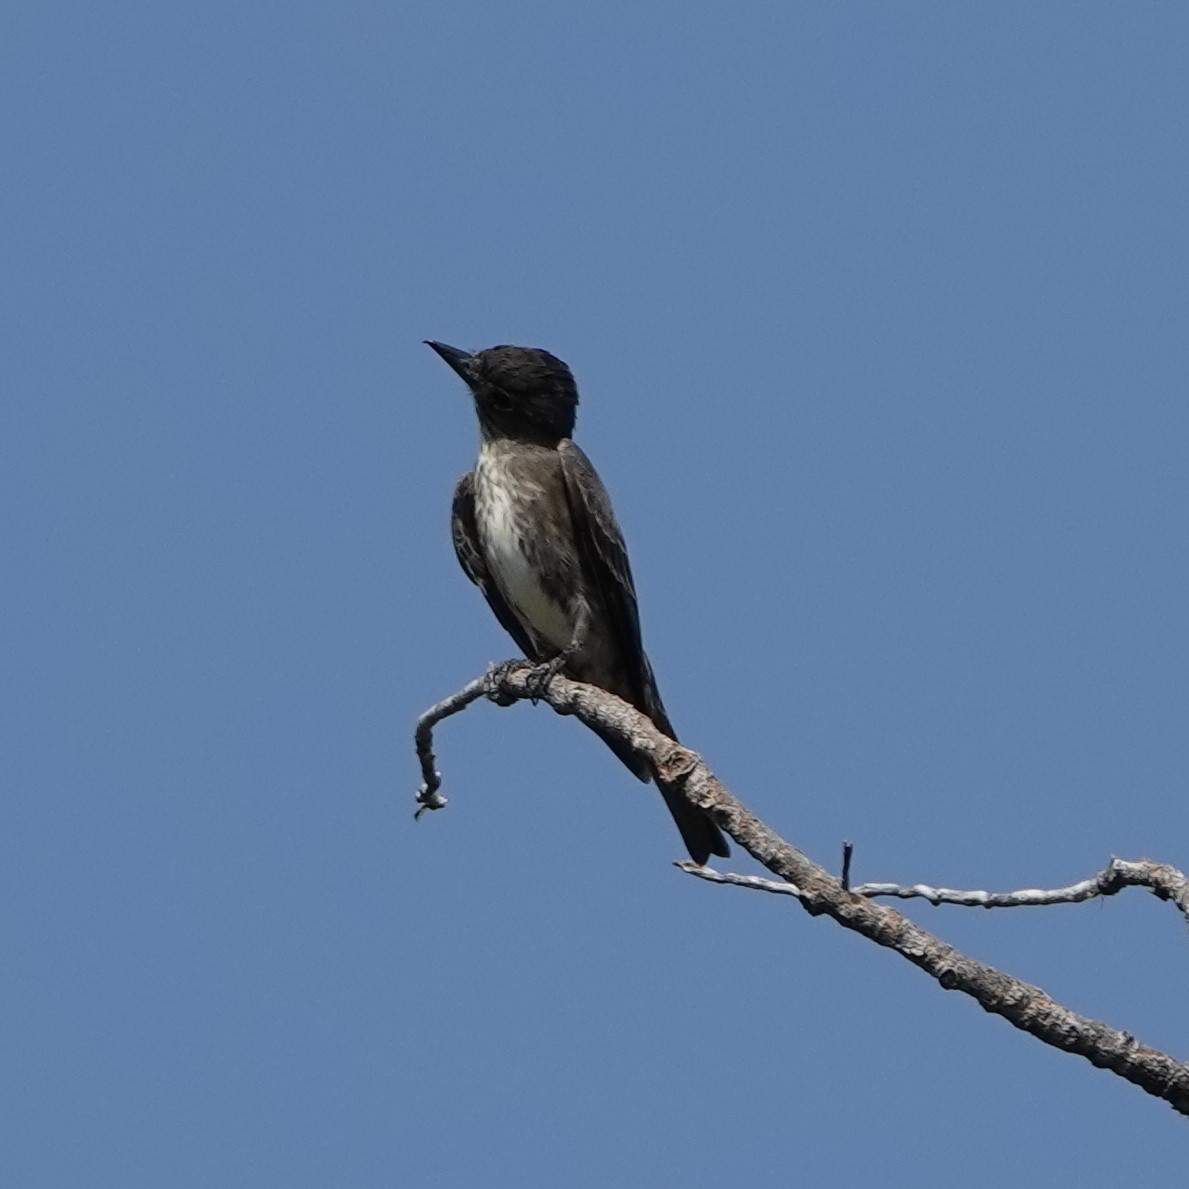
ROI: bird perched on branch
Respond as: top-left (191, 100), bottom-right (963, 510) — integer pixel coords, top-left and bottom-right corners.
top-left (426, 340), bottom-right (728, 864)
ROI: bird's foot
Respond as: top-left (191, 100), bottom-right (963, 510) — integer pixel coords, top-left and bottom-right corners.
top-left (523, 654), bottom-right (567, 703)
top-left (484, 659), bottom-right (529, 706)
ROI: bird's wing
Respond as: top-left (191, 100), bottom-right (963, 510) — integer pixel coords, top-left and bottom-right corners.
top-left (559, 442), bottom-right (728, 861)
top-left (557, 440), bottom-right (672, 735)
top-left (451, 471), bottom-right (539, 660)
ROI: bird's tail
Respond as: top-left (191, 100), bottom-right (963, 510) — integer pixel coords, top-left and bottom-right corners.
top-left (589, 693), bottom-right (730, 866)
top-left (656, 771), bottom-right (731, 866)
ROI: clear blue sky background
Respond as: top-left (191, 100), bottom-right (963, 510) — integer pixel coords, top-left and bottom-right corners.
top-left (4, 3), bottom-right (1187, 1185)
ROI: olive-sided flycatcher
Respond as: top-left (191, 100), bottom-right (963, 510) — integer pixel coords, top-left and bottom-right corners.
top-left (426, 340), bottom-right (729, 864)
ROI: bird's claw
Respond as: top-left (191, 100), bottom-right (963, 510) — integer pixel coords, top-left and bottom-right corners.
top-left (484, 659), bottom-right (528, 706)
top-left (483, 655), bottom-right (566, 705)
top-left (523, 656), bottom-right (566, 703)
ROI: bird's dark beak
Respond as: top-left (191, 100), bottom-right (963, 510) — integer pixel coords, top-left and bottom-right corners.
top-left (425, 340), bottom-right (476, 387)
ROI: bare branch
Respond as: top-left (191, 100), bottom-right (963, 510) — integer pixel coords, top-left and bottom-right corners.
top-left (412, 666), bottom-right (1189, 1116)
top-left (412, 673), bottom-right (488, 818)
top-left (852, 858), bottom-right (1189, 924)
top-left (676, 862), bottom-right (803, 899)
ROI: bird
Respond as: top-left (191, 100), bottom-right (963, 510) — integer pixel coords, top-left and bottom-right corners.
top-left (425, 340), bottom-right (729, 864)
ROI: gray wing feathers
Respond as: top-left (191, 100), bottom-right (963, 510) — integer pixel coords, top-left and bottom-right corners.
top-left (557, 441), bottom-right (673, 734)
top-left (558, 441), bottom-right (728, 862)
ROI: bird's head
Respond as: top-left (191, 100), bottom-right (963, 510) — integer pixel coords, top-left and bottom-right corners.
top-left (426, 341), bottom-right (579, 443)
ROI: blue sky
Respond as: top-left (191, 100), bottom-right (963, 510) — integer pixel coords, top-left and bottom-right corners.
top-left (4, 2), bottom-right (1188, 1184)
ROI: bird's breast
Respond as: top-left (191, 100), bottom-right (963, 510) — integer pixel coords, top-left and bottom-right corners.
top-left (474, 447), bottom-right (579, 654)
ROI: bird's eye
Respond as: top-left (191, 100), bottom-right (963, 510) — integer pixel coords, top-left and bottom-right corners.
top-left (489, 387), bottom-right (513, 412)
